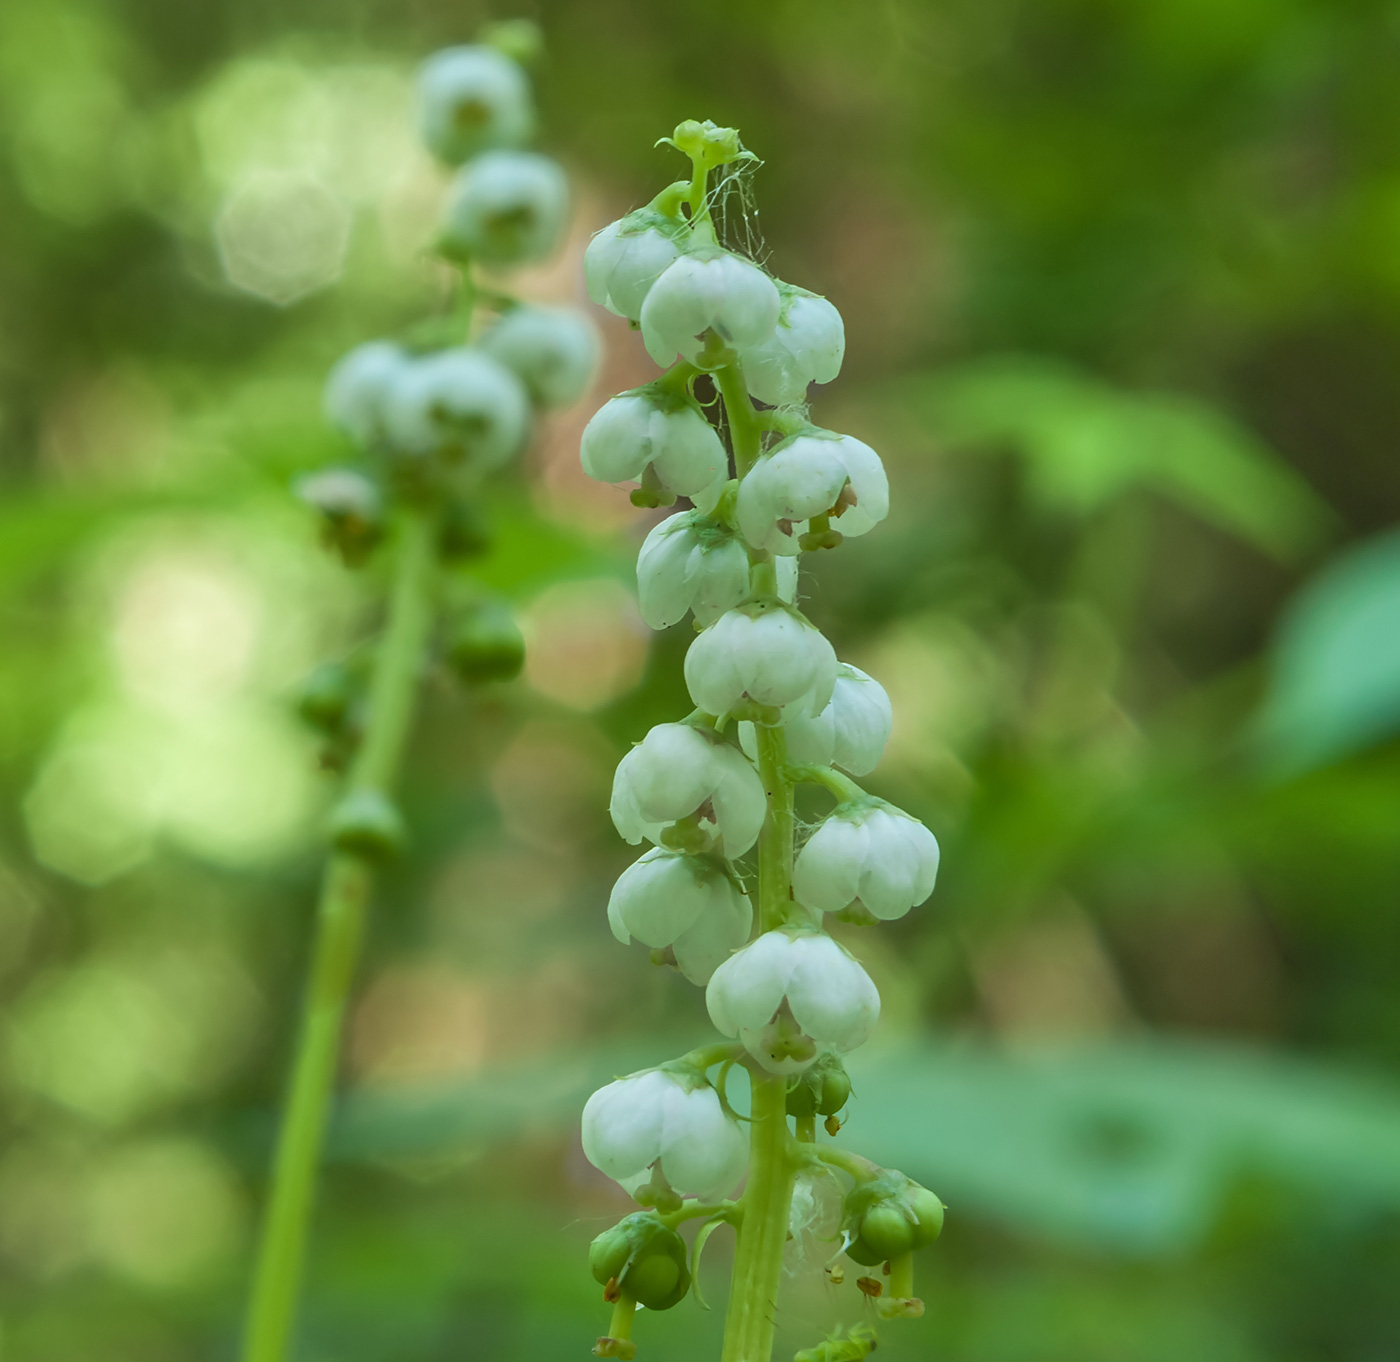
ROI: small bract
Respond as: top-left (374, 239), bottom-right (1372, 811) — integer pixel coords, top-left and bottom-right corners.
top-left (441, 150), bottom-right (569, 266)
top-left (611, 722), bottom-right (765, 859)
top-left (579, 389), bottom-right (728, 512)
top-left (324, 341), bottom-right (410, 449)
top-left (417, 45), bottom-right (534, 165)
top-left (737, 431), bottom-right (889, 555)
top-left (793, 803), bottom-right (940, 921)
top-left (684, 601), bottom-right (838, 718)
top-left (740, 664), bottom-right (892, 776)
top-left (382, 348), bottom-right (530, 468)
top-left (608, 847), bottom-right (753, 984)
top-left (582, 1067), bottom-right (748, 1200)
top-left (706, 929), bottom-right (880, 1073)
top-left (585, 212), bottom-right (688, 320)
top-left (740, 283), bottom-right (845, 407)
top-left (479, 305), bottom-right (599, 408)
top-left (640, 250), bottom-right (780, 368)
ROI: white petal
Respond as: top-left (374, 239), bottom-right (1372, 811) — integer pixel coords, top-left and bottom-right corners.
top-left (636, 514), bottom-right (698, 630)
top-left (784, 936), bottom-right (880, 1052)
top-left (706, 742), bottom-right (767, 858)
top-left (580, 1071), bottom-right (667, 1181)
top-left (706, 930), bottom-right (797, 1036)
top-left (479, 306), bottom-right (599, 408)
top-left (607, 850), bottom-right (709, 948)
top-left (829, 665), bottom-right (892, 776)
top-left (671, 876), bottom-right (753, 984)
top-left (657, 1084), bottom-right (748, 1197)
top-left (829, 434), bottom-right (889, 538)
top-left (580, 393), bottom-right (652, 483)
top-left (792, 815), bottom-right (868, 914)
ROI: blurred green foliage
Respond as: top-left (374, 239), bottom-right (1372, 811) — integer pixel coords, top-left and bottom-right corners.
top-left (1, 2), bottom-right (1399, 1361)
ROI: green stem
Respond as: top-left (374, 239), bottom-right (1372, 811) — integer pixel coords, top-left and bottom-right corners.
top-left (714, 363), bottom-right (763, 478)
top-left (811, 1144), bottom-right (881, 1184)
top-left (789, 763), bottom-right (867, 805)
top-left (795, 1114), bottom-right (817, 1144)
top-left (754, 727), bottom-right (794, 934)
top-left (716, 350), bottom-right (799, 1362)
top-left (720, 1074), bottom-right (796, 1362)
top-left (240, 507), bottom-right (440, 1362)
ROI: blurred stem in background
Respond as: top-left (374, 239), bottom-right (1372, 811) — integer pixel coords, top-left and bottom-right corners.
top-left (241, 505), bottom-right (440, 1362)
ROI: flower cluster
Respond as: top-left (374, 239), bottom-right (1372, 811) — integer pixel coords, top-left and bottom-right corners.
top-left (575, 121), bottom-right (944, 1361)
top-left (297, 36), bottom-right (598, 811)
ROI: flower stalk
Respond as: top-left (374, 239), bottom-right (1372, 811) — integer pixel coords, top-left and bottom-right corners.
top-left (240, 28), bottom-right (595, 1361)
top-left (578, 118), bottom-right (946, 1362)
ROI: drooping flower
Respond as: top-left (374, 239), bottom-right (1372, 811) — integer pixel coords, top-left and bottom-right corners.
top-left (581, 1067), bottom-right (748, 1199)
top-left (611, 723), bottom-right (765, 859)
top-left (740, 283), bottom-right (845, 407)
top-left (416, 45), bottom-right (534, 165)
top-left (635, 514), bottom-right (800, 631)
top-left (382, 348), bottom-right (530, 468)
top-left (441, 150), bottom-right (569, 265)
top-left (607, 848), bottom-right (753, 984)
top-left (324, 341), bottom-right (410, 449)
top-left (684, 601), bottom-right (837, 718)
top-left (640, 250), bottom-right (780, 369)
top-left (585, 211), bottom-right (688, 321)
top-left (740, 663), bottom-right (892, 776)
top-left (579, 387), bottom-right (728, 512)
top-left (793, 803), bottom-right (939, 921)
top-left (736, 430), bottom-right (889, 555)
top-left (706, 929), bottom-right (880, 1073)
top-left (479, 305), bottom-right (599, 408)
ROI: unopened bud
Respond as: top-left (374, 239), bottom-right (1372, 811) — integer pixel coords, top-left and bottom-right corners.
top-left (296, 469), bottom-right (384, 566)
top-left (329, 789), bottom-right (406, 860)
top-left (588, 1213), bottom-right (691, 1311)
top-left (785, 1053), bottom-right (852, 1119)
top-left (445, 600), bottom-right (525, 683)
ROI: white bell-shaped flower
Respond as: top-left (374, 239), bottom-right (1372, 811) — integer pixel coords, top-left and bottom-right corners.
top-left (610, 722), bottom-right (765, 859)
top-left (585, 214), bottom-right (688, 320)
top-left (740, 663), bottom-right (891, 776)
top-left (706, 929), bottom-right (880, 1073)
top-left (382, 348), bottom-right (530, 468)
top-left (417, 45), bottom-right (534, 165)
top-left (479, 305), bottom-right (599, 408)
top-left (441, 150), bottom-right (569, 266)
top-left (324, 341), bottom-right (409, 449)
top-left (640, 251), bottom-right (781, 369)
top-left (637, 513), bottom-right (799, 630)
top-left (684, 601), bottom-right (837, 718)
top-left (580, 389), bottom-right (727, 512)
top-left (794, 803), bottom-right (940, 921)
top-left (582, 1067), bottom-right (748, 1200)
top-left (737, 431), bottom-right (889, 555)
top-left (740, 283), bottom-right (845, 407)
top-left (607, 848), bottom-right (753, 985)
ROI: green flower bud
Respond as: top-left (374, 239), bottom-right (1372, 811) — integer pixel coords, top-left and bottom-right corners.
top-left (843, 1171), bottom-right (943, 1266)
top-left (329, 789), bottom-right (406, 860)
top-left (296, 662), bottom-right (357, 734)
top-left (785, 1053), bottom-right (851, 1119)
top-left (588, 1213), bottom-right (691, 1311)
top-left (446, 600), bottom-right (525, 683)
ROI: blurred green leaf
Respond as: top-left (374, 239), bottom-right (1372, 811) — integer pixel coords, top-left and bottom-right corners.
top-left (330, 1036), bottom-right (1400, 1258)
top-left (908, 357), bottom-right (1332, 560)
top-left (1255, 528), bottom-right (1400, 772)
